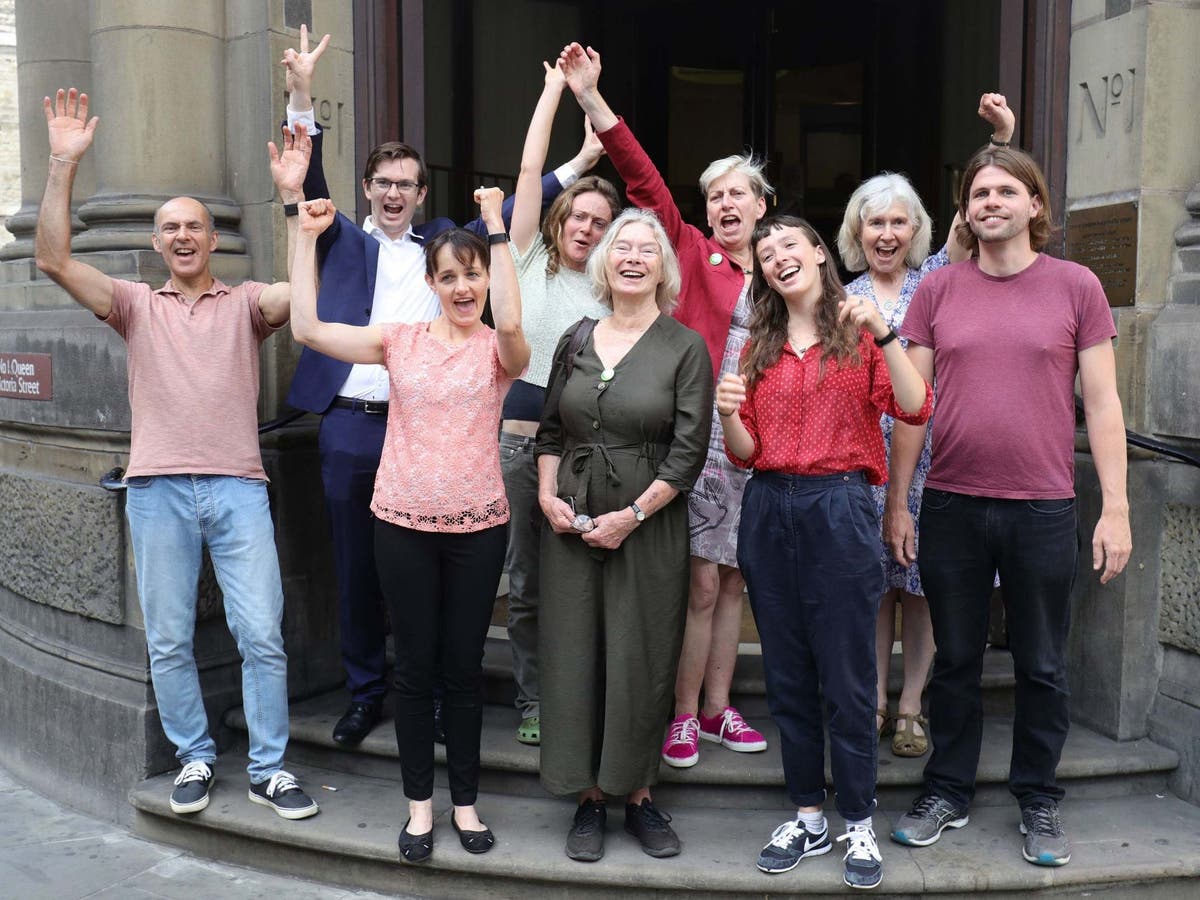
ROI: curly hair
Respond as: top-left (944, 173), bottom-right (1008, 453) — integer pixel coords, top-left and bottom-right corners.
top-left (539, 176), bottom-right (622, 277)
top-left (741, 216), bottom-right (860, 388)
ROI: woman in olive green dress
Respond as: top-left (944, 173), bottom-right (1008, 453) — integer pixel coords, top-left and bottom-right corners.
top-left (536, 208), bottom-right (712, 862)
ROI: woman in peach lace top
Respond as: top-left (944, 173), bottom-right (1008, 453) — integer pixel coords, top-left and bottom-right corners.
top-left (291, 191), bottom-right (529, 864)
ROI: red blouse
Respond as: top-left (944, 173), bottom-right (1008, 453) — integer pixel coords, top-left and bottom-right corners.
top-left (728, 332), bottom-right (932, 484)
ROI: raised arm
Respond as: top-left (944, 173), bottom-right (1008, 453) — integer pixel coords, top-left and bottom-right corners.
top-left (34, 89), bottom-right (114, 317)
top-left (258, 122), bottom-right (313, 325)
top-left (282, 25), bottom-right (333, 205)
top-left (291, 199), bottom-right (384, 364)
top-left (558, 43), bottom-right (618, 133)
top-left (947, 93), bottom-right (1017, 263)
top-left (512, 62), bottom-right (568, 255)
top-left (477, 187), bottom-right (529, 377)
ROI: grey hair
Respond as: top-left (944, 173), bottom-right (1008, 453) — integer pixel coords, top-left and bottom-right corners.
top-left (698, 154), bottom-right (775, 200)
top-left (587, 208), bottom-right (681, 315)
top-left (836, 172), bottom-right (933, 272)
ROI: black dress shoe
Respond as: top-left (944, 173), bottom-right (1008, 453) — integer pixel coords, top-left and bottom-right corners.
top-left (398, 818), bottom-right (434, 864)
top-left (432, 697), bottom-right (446, 744)
top-left (452, 813), bottom-right (496, 854)
top-left (332, 701), bottom-right (381, 746)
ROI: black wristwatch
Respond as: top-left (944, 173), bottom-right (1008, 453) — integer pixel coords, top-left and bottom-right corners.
top-left (282, 203), bottom-right (300, 217)
top-left (629, 502), bottom-right (646, 522)
top-left (874, 330), bottom-right (899, 347)
top-left (487, 232), bottom-right (508, 245)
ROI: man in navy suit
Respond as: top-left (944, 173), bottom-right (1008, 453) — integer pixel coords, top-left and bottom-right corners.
top-left (278, 28), bottom-right (603, 746)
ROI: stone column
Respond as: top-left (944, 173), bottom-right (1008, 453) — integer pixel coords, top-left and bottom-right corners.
top-left (0, 0), bottom-right (92, 263)
top-left (72, 0), bottom-right (248, 276)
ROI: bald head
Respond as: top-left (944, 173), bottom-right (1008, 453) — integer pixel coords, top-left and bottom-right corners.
top-left (154, 197), bottom-right (215, 234)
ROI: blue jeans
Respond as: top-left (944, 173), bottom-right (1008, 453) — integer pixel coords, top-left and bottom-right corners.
top-left (125, 474), bottom-right (289, 784)
top-left (918, 489), bottom-right (1079, 810)
top-left (738, 471), bottom-right (882, 821)
top-left (499, 432), bottom-right (540, 718)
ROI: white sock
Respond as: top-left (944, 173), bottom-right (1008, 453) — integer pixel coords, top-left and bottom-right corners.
top-left (845, 816), bottom-right (873, 830)
top-left (797, 810), bottom-right (827, 833)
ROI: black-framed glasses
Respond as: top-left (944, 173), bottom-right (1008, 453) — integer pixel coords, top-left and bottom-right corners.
top-left (368, 177), bottom-right (421, 195)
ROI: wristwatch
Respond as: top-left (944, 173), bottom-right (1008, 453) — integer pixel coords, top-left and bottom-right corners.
top-left (629, 501), bottom-right (646, 522)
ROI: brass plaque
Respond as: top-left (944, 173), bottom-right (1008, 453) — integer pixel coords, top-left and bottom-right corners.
top-left (1065, 201), bottom-right (1137, 307)
top-left (0, 353), bottom-right (52, 400)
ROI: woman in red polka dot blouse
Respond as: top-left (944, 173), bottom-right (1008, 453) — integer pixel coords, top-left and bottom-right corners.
top-left (716, 215), bottom-right (931, 890)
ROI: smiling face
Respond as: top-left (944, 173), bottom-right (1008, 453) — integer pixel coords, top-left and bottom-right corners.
top-left (425, 244), bottom-right (489, 330)
top-left (754, 225), bottom-right (826, 302)
top-left (967, 164), bottom-right (1042, 247)
top-left (557, 191), bottom-right (613, 271)
top-left (604, 221), bottom-right (663, 300)
top-left (152, 197), bottom-right (218, 283)
top-left (362, 157), bottom-right (428, 240)
top-left (705, 171), bottom-right (767, 253)
top-left (861, 201), bottom-right (915, 277)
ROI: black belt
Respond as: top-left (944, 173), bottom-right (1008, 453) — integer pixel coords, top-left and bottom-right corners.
top-left (332, 397), bottom-right (389, 415)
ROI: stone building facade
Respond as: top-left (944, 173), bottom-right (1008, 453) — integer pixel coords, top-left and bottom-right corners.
top-left (0, 0), bottom-right (1197, 818)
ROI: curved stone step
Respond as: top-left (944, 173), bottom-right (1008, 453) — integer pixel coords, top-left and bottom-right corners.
top-left (229, 691), bottom-right (1177, 810)
top-left (129, 757), bottom-right (1200, 899)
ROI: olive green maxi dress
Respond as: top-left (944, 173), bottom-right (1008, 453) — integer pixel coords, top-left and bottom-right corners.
top-left (536, 315), bottom-right (712, 796)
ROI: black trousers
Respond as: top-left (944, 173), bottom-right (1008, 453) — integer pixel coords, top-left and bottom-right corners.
top-left (918, 489), bottom-right (1079, 810)
top-left (374, 520), bottom-right (506, 806)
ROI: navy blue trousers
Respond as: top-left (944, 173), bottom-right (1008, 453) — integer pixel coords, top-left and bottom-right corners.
top-left (918, 489), bottom-right (1078, 810)
top-left (318, 406), bottom-right (389, 704)
top-left (738, 471), bottom-right (882, 821)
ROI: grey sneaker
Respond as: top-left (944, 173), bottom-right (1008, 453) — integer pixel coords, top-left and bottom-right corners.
top-left (890, 792), bottom-right (969, 846)
top-left (247, 770), bottom-right (319, 820)
top-left (837, 824), bottom-right (883, 890)
top-left (624, 798), bottom-right (680, 858)
top-left (756, 817), bottom-right (832, 874)
top-left (565, 799), bottom-right (606, 861)
top-left (169, 760), bottom-right (213, 814)
top-left (1020, 802), bottom-right (1070, 866)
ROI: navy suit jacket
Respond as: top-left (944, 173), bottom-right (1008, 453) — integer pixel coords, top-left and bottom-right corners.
top-left (286, 129), bottom-right (564, 414)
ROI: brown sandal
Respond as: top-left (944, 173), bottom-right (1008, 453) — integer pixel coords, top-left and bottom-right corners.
top-left (892, 712), bottom-right (929, 757)
top-left (876, 706), bottom-right (893, 740)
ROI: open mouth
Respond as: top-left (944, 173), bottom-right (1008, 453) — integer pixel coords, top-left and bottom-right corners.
top-left (173, 248), bottom-right (196, 259)
top-left (777, 265), bottom-right (801, 284)
top-left (618, 268), bottom-right (646, 281)
top-left (382, 202), bottom-right (404, 216)
top-left (873, 245), bottom-right (898, 259)
top-left (719, 215), bottom-right (740, 230)
top-left (452, 298), bottom-right (476, 314)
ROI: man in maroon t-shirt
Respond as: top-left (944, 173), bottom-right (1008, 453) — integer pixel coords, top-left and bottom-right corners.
top-left (885, 145), bottom-right (1131, 867)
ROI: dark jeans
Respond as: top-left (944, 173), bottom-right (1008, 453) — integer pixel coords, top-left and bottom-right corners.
top-left (918, 489), bottom-right (1079, 810)
top-left (738, 471), bottom-right (882, 822)
top-left (499, 432), bottom-right (541, 718)
top-left (319, 407), bottom-right (389, 704)
top-left (374, 520), bottom-right (506, 806)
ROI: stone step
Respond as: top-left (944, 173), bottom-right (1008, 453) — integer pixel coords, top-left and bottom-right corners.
top-left (228, 689), bottom-right (1177, 810)
top-left (479, 635), bottom-right (1018, 717)
top-left (129, 757), bottom-right (1200, 899)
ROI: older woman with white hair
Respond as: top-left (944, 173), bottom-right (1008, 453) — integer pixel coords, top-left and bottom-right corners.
top-left (536, 207), bottom-right (712, 861)
top-left (560, 42), bottom-right (770, 773)
top-left (837, 93), bottom-right (1015, 760)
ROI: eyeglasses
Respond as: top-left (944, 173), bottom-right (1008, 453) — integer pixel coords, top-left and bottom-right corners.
top-left (368, 177), bottom-right (422, 195)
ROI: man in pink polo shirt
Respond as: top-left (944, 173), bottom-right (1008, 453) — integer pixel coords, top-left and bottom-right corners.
top-left (34, 87), bottom-right (318, 821)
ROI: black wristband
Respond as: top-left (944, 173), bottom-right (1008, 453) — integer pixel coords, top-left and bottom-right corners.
top-left (487, 232), bottom-right (508, 246)
top-left (989, 136), bottom-right (1010, 148)
top-left (282, 203), bottom-right (299, 217)
top-left (874, 330), bottom-right (899, 348)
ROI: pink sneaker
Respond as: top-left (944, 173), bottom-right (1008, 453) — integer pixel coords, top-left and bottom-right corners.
top-left (661, 714), bottom-right (700, 767)
top-left (698, 706), bottom-right (767, 753)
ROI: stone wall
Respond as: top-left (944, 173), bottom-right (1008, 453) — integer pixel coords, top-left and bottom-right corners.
top-left (1066, 0), bottom-right (1200, 805)
top-left (0, 0), bottom-right (350, 820)
top-left (0, 0), bottom-right (17, 245)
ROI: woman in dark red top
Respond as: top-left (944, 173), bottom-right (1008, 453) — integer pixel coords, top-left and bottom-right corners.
top-left (717, 216), bottom-right (931, 891)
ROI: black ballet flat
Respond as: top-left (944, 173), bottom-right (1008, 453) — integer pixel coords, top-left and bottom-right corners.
top-left (452, 814), bottom-right (496, 854)
top-left (398, 818), bottom-right (434, 864)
